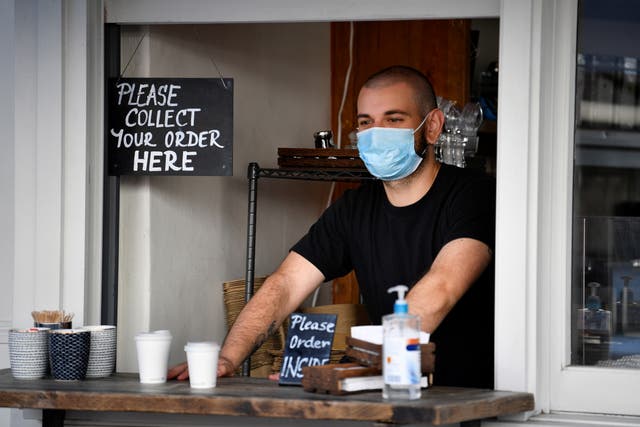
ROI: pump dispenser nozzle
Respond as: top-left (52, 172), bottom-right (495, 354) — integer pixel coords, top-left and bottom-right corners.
top-left (388, 285), bottom-right (409, 314)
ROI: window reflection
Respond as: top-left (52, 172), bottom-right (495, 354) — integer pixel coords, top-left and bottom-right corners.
top-left (572, 0), bottom-right (640, 368)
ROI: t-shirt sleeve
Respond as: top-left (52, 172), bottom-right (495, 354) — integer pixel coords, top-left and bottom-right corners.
top-left (443, 174), bottom-right (496, 250)
top-left (290, 194), bottom-right (354, 281)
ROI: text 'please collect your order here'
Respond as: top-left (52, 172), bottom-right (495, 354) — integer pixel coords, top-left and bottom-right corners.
top-left (110, 82), bottom-right (224, 172)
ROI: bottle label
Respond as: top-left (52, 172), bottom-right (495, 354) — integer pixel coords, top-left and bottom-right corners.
top-left (383, 336), bottom-right (421, 385)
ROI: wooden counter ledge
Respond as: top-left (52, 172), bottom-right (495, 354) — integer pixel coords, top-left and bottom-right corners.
top-left (0, 369), bottom-right (533, 426)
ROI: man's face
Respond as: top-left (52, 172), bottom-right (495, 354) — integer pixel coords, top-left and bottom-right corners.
top-left (356, 81), bottom-right (426, 153)
top-left (357, 81), bottom-right (423, 130)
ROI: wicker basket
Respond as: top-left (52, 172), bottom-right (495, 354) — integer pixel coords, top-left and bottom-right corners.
top-left (223, 277), bottom-right (285, 377)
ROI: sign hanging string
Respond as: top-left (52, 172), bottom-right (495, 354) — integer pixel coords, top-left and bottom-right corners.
top-left (117, 30), bottom-right (149, 85)
top-left (192, 26), bottom-right (229, 90)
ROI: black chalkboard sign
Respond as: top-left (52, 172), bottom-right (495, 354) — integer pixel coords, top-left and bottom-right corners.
top-left (279, 312), bottom-right (337, 386)
top-left (107, 78), bottom-right (233, 176)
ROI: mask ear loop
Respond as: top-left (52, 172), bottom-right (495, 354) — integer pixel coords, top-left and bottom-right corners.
top-left (412, 113), bottom-right (430, 135)
top-left (414, 110), bottom-right (433, 158)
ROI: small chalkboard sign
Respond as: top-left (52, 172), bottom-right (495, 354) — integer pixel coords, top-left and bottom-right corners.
top-left (107, 78), bottom-right (233, 176)
top-left (279, 312), bottom-right (337, 385)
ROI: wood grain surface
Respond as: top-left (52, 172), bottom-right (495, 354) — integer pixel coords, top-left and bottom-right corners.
top-left (0, 369), bottom-right (533, 425)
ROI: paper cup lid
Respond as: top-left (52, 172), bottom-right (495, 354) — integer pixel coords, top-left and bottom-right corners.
top-left (184, 341), bottom-right (219, 352)
top-left (135, 330), bottom-right (172, 340)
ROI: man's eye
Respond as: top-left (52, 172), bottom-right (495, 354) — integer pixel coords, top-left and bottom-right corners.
top-left (387, 117), bottom-right (403, 123)
top-left (358, 120), bottom-right (372, 127)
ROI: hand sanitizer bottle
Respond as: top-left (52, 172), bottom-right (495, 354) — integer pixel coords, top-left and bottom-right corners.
top-left (383, 285), bottom-right (421, 400)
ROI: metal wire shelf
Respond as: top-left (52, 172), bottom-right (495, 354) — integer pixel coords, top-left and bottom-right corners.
top-left (241, 162), bottom-right (373, 376)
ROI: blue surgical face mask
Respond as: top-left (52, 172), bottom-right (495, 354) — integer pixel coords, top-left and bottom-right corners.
top-left (356, 115), bottom-right (428, 181)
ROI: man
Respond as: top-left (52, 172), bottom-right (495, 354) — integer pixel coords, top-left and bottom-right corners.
top-left (169, 65), bottom-right (495, 388)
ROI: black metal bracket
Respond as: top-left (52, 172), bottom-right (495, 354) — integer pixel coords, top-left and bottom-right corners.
top-left (43, 409), bottom-right (66, 427)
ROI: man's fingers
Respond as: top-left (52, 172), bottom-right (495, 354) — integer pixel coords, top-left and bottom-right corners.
top-left (176, 368), bottom-right (190, 381)
top-left (217, 356), bottom-right (236, 377)
top-left (167, 362), bottom-right (188, 380)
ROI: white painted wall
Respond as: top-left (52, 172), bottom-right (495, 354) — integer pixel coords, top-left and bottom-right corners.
top-left (9, 0), bottom-right (102, 333)
top-left (1, 1), bottom-right (103, 426)
top-left (116, 24), bottom-right (333, 371)
top-left (0, 0), bottom-right (15, 425)
top-left (0, 0), bottom-right (15, 333)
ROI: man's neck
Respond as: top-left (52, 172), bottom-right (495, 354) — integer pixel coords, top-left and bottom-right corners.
top-left (382, 159), bottom-right (441, 207)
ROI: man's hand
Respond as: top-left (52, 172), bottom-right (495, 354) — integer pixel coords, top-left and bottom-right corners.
top-left (168, 356), bottom-right (236, 381)
top-left (217, 356), bottom-right (236, 377)
top-left (167, 362), bottom-right (189, 381)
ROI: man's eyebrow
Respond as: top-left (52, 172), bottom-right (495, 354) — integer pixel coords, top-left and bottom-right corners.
top-left (356, 110), bottom-right (410, 119)
top-left (383, 110), bottom-right (410, 116)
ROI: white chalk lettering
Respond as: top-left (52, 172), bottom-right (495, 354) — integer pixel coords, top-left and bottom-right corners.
top-left (209, 129), bottom-right (223, 148)
top-left (134, 83), bottom-right (149, 107)
top-left (289, 314), bottom-right (335, 333)
top-left (289, 335), bottom-right (331, 350)
top-left (110, 128), bottom-right (155, 148)
top-left (164, 151), bottom-right (181, 172)
top-left (164, 130), bottom-right (223, 149)
top-left (167, 84), bottom-right (180, 106)
top-left (182, 151), bottom-right (195, 171)
top-left (124, 108), bottom-right (200, 128)
top-left (116, 82), bottom-right (181, 107)
top-left (281, 356), bottom-right (328, 379)
top-left (133, 150), bottom-right (148, 171)
top-left (148, 150), bottom-right (162, 172)
top-left (132, 150), bottom-right (196, 172)
top-left (175, 108), bottom-right (200, 126)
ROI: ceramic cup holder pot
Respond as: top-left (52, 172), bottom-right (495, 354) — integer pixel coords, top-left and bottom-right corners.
top-left (48, 329), bottom-right (91, 381)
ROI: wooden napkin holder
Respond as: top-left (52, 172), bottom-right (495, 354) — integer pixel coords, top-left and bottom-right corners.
top-left (301, 363), bottom-right (380, 395)
top-left (345, 336), bottom-right (436, 373)
top-left (300, 338), bottom-right (435, 395)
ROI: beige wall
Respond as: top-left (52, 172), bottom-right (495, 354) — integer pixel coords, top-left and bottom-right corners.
top-left (117, 23), bottom-right (333, 370)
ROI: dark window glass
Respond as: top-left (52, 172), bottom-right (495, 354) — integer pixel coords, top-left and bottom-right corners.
top-left (572, 0), bottom-right (640, 368)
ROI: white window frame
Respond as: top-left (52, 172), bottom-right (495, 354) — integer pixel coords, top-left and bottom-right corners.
top-left (496, 0), bottom-right (640, 418)
top-left (100, 0), bottom-right (640, 419)
top-left (540, 1), bottom-right (640, 416)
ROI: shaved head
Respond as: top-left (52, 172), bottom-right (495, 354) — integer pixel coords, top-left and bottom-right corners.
top-left (362, 66), bottom-right (437, 116)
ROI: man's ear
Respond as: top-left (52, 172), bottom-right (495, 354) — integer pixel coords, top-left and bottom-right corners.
top-left (425, 109), bottom-right (445, 145)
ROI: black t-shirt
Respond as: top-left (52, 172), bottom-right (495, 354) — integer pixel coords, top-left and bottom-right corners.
top-left (291, 164), bottom-right (496, 388)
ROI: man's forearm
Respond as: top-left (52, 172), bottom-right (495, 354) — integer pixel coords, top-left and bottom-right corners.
top-left (407, 238), bottom-right (492, 333)
top-left (218, 252), bottom-right (325, 373)
top-left (219, 277), bottom-right (290, 371)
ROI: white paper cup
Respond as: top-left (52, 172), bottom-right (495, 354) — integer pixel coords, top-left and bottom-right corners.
top-left (135, 330), bottom-right (172, 384)
top-left (184, 341), bottom-right (220, 389)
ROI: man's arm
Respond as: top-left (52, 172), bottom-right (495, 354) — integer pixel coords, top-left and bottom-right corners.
top-left (406, 237), bottom-right (492, 333)
top-left (217, 251), bottom-right (324, 375)
top-left (168, 251), bottom-right (324, 380)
